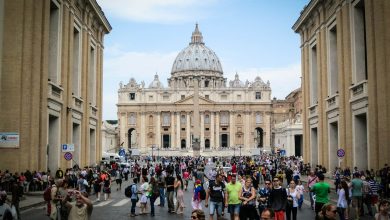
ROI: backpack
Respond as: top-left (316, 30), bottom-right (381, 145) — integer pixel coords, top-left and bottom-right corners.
top-left (125, 184), bottom-right (135, 198)
top-left (362, 181), bottom-right (372, 195)
top-left (199, 186), bottom-right (206, 200)
top-left (43, 186), bottom-right (52, 201)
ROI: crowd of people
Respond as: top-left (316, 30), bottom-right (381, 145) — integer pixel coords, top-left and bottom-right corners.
top-left (1, 155), bottom-right (390, 220)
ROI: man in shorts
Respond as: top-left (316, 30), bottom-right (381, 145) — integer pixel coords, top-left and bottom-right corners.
top-left (205, 173), bottom-right (226, 220)
top-left (226, 174), bottom-right (241, 220)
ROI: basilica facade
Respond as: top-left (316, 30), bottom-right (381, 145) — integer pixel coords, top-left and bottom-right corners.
top-left (117, 25), bottom-right (273, 157)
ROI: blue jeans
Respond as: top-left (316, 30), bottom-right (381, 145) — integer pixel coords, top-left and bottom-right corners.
top-left (131, 198), bottom-right (137, 214)
top-left (309, 191), bottom-right (315, 208)
top-left (209, 201), bottom-right (223, 216)
top-left (159, 187), bottom-right (165, 207)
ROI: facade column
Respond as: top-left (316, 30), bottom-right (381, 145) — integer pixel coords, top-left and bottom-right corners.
top-left (170, 112), bottom-right (175, 149)
top-left (176, 113), bottom-right (181, 149)
top-left (215, 112), bottom-right (220, 149)
top-left (245, 111), bottom-right (250, 149)
top-left (186, 112), bottom-right (191, 149)
top-left (200, 112), bottom-right (204, 150)
top-left (120, 113), bottom-right (127, 149)
top-left (265, 112), bottom-right (271, 150)
top-left (156, 112), bottom-right (161, 148)
top-left (140, 112), bottom-right (146, 149)
top-left (229, 111), bottom-right (235, 148)
top-left (210, 112), bottom-right (215, 149)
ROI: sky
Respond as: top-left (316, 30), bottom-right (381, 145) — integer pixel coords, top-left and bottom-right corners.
top-left (96, 0), bottom-right (310, 120)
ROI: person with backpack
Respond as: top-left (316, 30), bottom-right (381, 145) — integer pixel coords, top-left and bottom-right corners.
top-left (148, 177), bottom-right (159, 216)
top-left (192, 179), bottom-right (204, 210)
top-left (205, 173), bottom-right (227, 220)
top-left (362, 175), bottom-right (373, 216)
top-left (127, 178), bottom-right (139, 217)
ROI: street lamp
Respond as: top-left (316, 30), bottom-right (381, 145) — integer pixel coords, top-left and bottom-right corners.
top-left (157, 146), bottom-right (160, 159)
top-left (238, 145), bottom-right (243, 157)
top-left (151, 145), bottom-right (156, 158)
top-left (233, 147), bottom-right (236, 157)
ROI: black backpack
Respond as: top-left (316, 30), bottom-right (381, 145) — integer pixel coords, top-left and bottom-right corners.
top-left (199, 186), bottom-right (206, 200)
top-left (125, 184), bottom-right (135, 198)
top-left (152, 185), bottom-right (160, 198)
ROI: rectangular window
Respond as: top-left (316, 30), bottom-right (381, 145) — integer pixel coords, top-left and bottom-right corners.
top-left (89, 44), bottom-right (96, 105)
top-left (351, 0), bottom-right (367, 83)
top-left (72, 25), bottom-right (81, 96)
top-left (205, 95), bottom-right (209, 99)
top-left (181, 95), bottom-right (185, 99)
top-left (205, 128), bottom-right (209, 131)
top-left (255, 92), bottom-right (261, 100)
top-left (162, 113), bottom-right (170, 126)
top-left (149, 95), bottom-right (153, 101)
top-left (181, 128), bottom-right (185, 131)
top-left (49, 0), bottom-right (61, 83)
top-left (129, 93), bottom-right (135, 100)
top-left (310, 43), bottom-right (318, 105)
top-left (163, 95), bottom-right (169, 101)
top-left (181, 115), bottom-right (186, 124)
top-left (237, 94), bottom-right (242, 100)
top-left (328, 23), bottom-right (338, 95)
top-left (221, 95), bottom-right (227, 100)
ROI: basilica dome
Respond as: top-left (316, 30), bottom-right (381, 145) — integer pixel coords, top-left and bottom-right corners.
top-left (171, 24), bottom-right (223, 76)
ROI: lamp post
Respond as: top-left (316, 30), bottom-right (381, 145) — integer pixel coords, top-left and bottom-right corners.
top-left (238, 145), bottom-right (243, 157)
top-left (233, 147), bottom-right (236, 157)
top-left (157, 146), bottom-right (160, 159)
top-left (151, 145), bottom-right (156, 158)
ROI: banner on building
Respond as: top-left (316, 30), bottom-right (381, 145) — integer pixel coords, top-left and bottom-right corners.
top-left (0, 132), bottom-right (20, 148)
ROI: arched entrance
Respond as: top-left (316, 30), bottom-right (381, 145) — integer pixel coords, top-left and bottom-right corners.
top-left (128, 128), bottom-right (136, 148)
top-left (205, 139), bottom-right (210, 149)
top-left (221, 134), bottom-right (228, 148)
top-left (181, 139), bottom-right (186, 149)
top-left (255, 127), bottom-right (263, 148)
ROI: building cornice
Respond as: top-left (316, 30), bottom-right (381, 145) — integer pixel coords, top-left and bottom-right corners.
top-left (292, 0), bottom-right (322, 33)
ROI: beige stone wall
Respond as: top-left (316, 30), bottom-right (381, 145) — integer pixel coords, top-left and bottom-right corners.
top-left (0, 0), bottom-right (111, 172)
top-left (293, 0), bottom-right (390, 170)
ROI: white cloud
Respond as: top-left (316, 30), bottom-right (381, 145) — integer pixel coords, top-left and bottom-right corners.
top-left (97, 0), bottom-right (218, 23)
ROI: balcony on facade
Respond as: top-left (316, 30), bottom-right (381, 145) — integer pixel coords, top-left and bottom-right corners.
top-left (325, 94), bottom-right (339, 112)
top-left (72, 95), bottom-right (83, 112)
top-left (349, 80), bottom-right (368, 103)
top-left (48, 81), bottom-right (63, 102)
top-left (308, 104), bottom-right (318, 118)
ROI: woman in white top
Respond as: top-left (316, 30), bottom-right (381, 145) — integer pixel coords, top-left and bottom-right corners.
top-left (286, 180), bottom-right (301, 220)
top-left (139, 176), bottom-right (149, 215)
top-left (337, 180), bottom-right (349, 220)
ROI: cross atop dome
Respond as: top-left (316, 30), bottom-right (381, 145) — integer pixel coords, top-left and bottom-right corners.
top-left (190, 23), bottom-right (204, 45)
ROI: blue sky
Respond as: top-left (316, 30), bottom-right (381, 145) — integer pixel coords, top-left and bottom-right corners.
top-left (97, 0), bottom-right (310, 120)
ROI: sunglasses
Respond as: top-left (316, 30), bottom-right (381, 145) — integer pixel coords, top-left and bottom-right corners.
top-left (273, 179), bottom-right (279, 182)
top-left (191, 215), bottom-right (198, 219)
top-left (331, 210), bottom-right (337, 213)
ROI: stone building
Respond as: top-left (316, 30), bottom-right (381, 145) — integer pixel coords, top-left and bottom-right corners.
top-left (273, 88), bottom-right (303, 156)
top-left (101, 120), bottom-right (119, 153)
top-left (293, 0), bottom-right (390, 170)
top-left (0, 0), bottom-right (111, 172)
top-left (117, 25), bottom-right (273, 157)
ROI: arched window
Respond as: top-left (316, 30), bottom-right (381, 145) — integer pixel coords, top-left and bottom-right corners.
top-left (162, 113), bottom-right (170, 126)
top-left (205, 139), bottom-right (210, 149)
top-left (149, 115), bottom-right (153, 126)
top-left (181, 139), bottom-right (186, 149)
top-left (221, 112), bottom-right (229, 125)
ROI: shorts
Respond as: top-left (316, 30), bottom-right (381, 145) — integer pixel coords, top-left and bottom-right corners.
top-left (209, 201), bottom-right (223, 216)
top-left (228, 204), bottom-right (240, 214)
top-left (352, 196), bottom-right (362, 207)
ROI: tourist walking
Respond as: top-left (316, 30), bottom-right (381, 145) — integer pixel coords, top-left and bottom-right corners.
top-left (205, 173), bottom-right (226, 220)
top-left (285, 180), bottom-right (300, 220)
top-left (226, 174), bottom-right (241, 220)
top-left (174, 175), bottom-right (185, 214)
top-left (269, 177), bottom-right (287, 220)
top-left (310, 173), bottom-right (330, 220)
top-left (165, 171), bottom-right (175, 213)
top-left (239, 177), bottom-right (258, 220)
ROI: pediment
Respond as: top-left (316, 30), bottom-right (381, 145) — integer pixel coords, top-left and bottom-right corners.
top-left (175, 95), bottom-right (215, 105)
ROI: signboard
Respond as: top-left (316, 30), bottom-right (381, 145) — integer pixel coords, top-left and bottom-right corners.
top-left (0, 132), bottom-right (19, 148)
top-left (62, 144), bottom-right (74, 152)
top-left (64, 152), bottom-right (73, 161)
top-left (337, 149), bottom-right (345, 158)
top-left (119, 149), bottom-right (125, 157)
